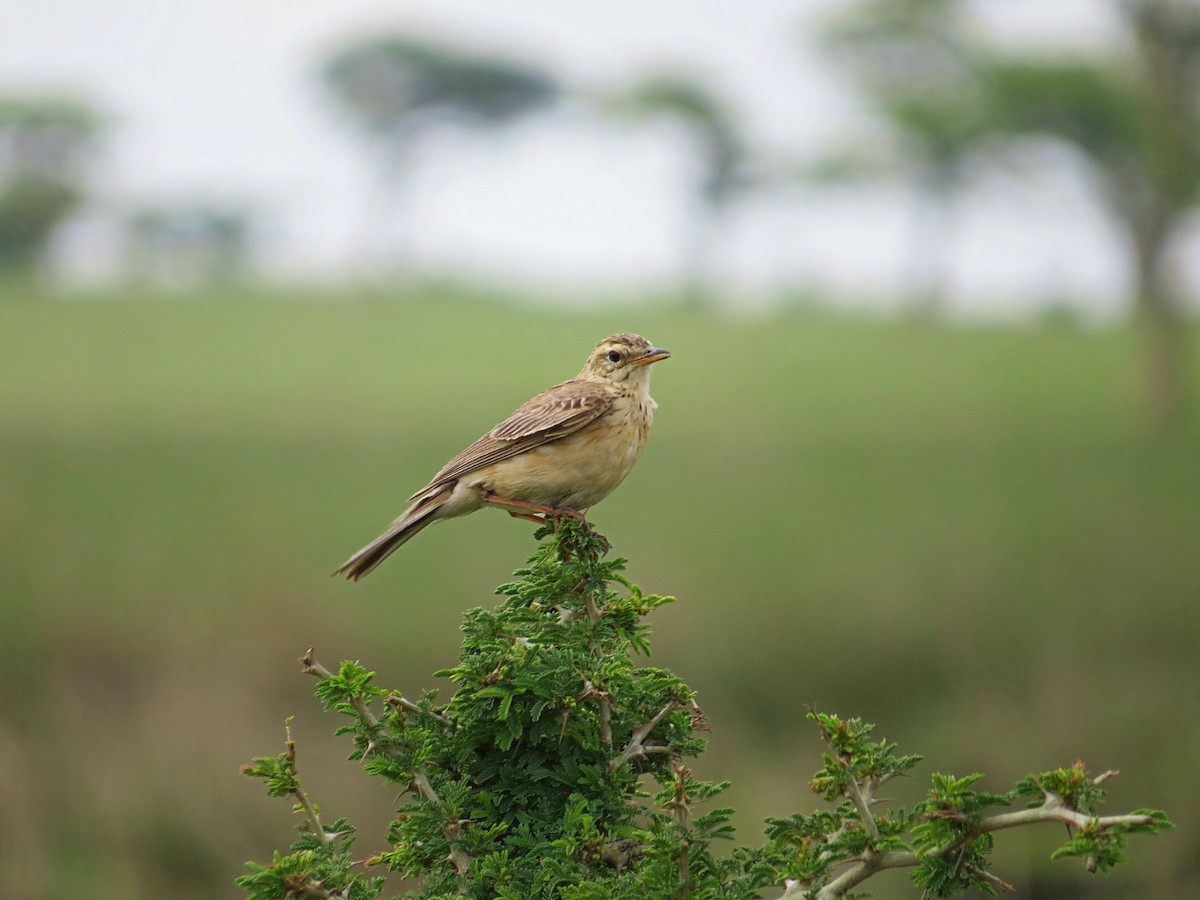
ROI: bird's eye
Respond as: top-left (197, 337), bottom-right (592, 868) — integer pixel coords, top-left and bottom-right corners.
top-left (607, 350), bottom-right (623, 364)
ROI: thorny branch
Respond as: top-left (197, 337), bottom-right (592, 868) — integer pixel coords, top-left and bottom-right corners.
top-left (575, 672), bottom-right (613, 747)
top-left (300, 649), bottom-right (442, 806)
top-left (301, 648), bottom-right (377, 728)
top-left (609, 700), bottom-right (681, 770)
top-left (386, 694), bottom-right (454, 731)
top-left (780, 767), bottom-right (1164, 900)
top-left (285, 736), bottom-right (331, 848)
top-left (840, 755), bottom-right (880, 842)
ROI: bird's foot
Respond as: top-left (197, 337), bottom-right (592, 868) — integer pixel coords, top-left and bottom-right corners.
top-left (546, 509), bottom-right (609, 559)
top-left (480, 490), bottom-right (554, 520)
top-left (588, 528), bottom-right (612, 557)
top-left (479, 490), bottom-right (609, 558)
top-left (546, 506), bottom-right (588, 527)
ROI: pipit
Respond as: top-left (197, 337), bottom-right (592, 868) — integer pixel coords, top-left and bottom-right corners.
top-left (335, 333), bottom-right (670, 580)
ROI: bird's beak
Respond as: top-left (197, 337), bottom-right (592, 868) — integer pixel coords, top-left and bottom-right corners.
top-left (631, 347), bottom-right (671, 366)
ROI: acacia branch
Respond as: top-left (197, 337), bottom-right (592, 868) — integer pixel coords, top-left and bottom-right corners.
top-left (292, 783), bottom-right (330, 847)
top-left (276, 728), bottom-right (332, 848)
top-left (783, 795), bottom-right (1164, 899)
top-left (443, 818), bottom-right (471, 876)
top-left (301, 648), bottom-right (378, 728)
top-left (300, 651), bottom-right (450, 851)
top-left (411, 765), bottom-right (441, 804)
top-left (299, 648), bottom-right (333, 679)
top-left (840, 761), bottom-right (879, 841)
top-left (976, 801), bottom-right (1160, 836)
top-left (609, 701), bottom-right (680, 769)
top-left (599, 696), bottom-right (613, 747)
top-left (582, 587), bottom-right (601, 623)
top-left (669, 765), bottom-right (693, 898)
top-left (797, 849), bottom-right (914, 899)
top-left (969, 865), bottom-right (1015, 893)
top-left (386, 693), bottom-right (454, 730)
top-left (575, 672), bottom-right (613, 747)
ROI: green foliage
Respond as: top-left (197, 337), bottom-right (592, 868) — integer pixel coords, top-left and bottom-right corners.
top-left (241, 524), bottom-right (1171, 898)
top-left (1048, 808), bottom-right (1174, 875)
top-left (240, 721), bottom-right (303, 799)
top-left (808, 712), bottom-right (923, 800)
top-left (1017, 764), bottom-right (1176, 876)
top-left (239, 720), bottom-right (386, 899)
top-left (237, 821), bottom-right (384, 900)
top-left (245, 522), bottom-right (724, 898)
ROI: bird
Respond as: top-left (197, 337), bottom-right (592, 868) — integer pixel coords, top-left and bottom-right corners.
top-left (335, 333), bottom-right (670, 580)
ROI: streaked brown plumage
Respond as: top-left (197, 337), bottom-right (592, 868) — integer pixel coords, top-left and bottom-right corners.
top-left (335, 333), bottom-right (670, 580)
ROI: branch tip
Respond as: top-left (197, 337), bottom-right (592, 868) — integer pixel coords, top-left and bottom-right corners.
top-left (300, 648), bottom-right (332, 679)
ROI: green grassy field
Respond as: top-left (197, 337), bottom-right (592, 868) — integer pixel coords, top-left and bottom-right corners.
top-left (2, 289), bottom-right (1197, 898)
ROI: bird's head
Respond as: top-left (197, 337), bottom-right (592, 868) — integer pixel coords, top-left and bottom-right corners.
top-left (579, 333), bottom-right (670, 386)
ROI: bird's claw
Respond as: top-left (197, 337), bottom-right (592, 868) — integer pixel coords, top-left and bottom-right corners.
top-left (547, 506), bottom-right (588, 527)
top-left (483, 490), bottom-right (608, 559)
top-left (546, 509), bottom-right (610, 560)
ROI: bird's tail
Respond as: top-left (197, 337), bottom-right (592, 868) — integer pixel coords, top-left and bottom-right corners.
top-left (334, 488), bottom-right (449, 580)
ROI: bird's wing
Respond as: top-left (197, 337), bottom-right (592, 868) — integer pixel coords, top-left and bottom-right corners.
top-left (407, 379), bottom-right (616, 500)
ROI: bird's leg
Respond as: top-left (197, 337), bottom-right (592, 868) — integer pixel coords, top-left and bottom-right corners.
top-left (478, 489), bottom-right (609, 557)
top-left (478, 489), bottom-right (555, 522)
top-left (478, 489), bottom-right (588, 526)
top-left (576, 526), bottom-right (611, 558)
top-left (507, 511), bottom-right (547, 524)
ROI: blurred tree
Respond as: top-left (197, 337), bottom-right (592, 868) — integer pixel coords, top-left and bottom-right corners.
top-left (980, 0), bottom-right (1200, 427)
top-left (604, 73), bottom-right (750, 310)
top-left (0, 95), bottom-right (101, 273)
top-left (823, 0), bottom-right (1199, 425)
top-left (321, 36), bottom-right (559, 272)
top-left (821, 0), bottom-right (990, 317)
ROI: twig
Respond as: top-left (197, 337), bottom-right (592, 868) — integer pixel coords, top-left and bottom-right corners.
top-left (301, 648), bottom-right (378, 728)
top-left (599, 696), bottom-right (613, 747)
top-left (444, 819), bottom-right (471, 875)
top-left (967, 865), bottom-right (1015, 893)
top-left (300, 650), bottom-right (449, 841)
top-left (582, 588), bottom-right (601, 623)
top-left (292, 784), bottom-right (329, 848)
top-left (789, 800), bottom-right (1164, 899)
top-left (300, 649), bottom-right (333, 679)
top-left (840, 759), bottom-right (879, 841)
top-left (670, 765), bottom-right (693, 898)
top-left (272, 723), bottom-right (332, 848)
top-left (677, 838), bottom-right (692, 897)
top-left (977, 802), bottom-right (1160, 835)
top-left (609, 701), bottom-right (680, 770)
top-left (786, 850), bottom-right (912, 899)
top-left (411, 765), bottom-right (441, 804)
top-left (575, 672), bottom-right (613, 747)
top-left (387, 693), bottom-right (454, 730)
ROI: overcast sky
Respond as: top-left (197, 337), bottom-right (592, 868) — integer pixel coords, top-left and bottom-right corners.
top-left (1, 0), bottom-right (1163, 318)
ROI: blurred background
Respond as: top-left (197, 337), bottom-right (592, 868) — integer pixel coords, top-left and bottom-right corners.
top-left (1, 0), bottom-right (1198, 897)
